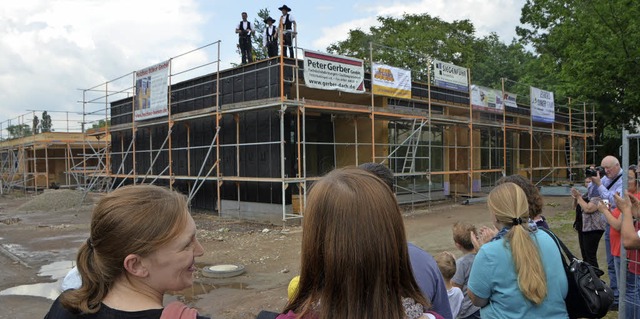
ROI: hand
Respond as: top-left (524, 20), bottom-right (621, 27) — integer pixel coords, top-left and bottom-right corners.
top-left (616, 191), bottom-right (640, 216)
top-left (570, 187), bottom-right (581, 199)
top-left (596, 200), bottom-right (609, 213)
top-left (592, 172), bottom-right (602, 186)
top-left (470, 226), bottom-right (498, 252)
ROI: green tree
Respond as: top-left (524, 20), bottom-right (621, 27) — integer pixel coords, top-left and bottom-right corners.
top-left (91, 119), bottom-right (110, 129)
top-left (518, 0), bottom-right (640, 147)
top-left (328, 14), bottom-right (478, 81)
top-left (326, 13), bottom-right (533, 87)
top-left (41, 111), bottom-right (52, 132)
top-left (7, 124), bottom-right (32, 139)
top-left (251, 8), bottom-right (271, 61)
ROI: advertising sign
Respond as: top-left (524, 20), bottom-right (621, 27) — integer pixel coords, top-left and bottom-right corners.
top-left (303, 50), bottom-right (365, 93)
top-left (372, 63), bottom-right (412, 99)
top-left (433, 59), bottom-right (468, 92)
top-left (134, 60), bottom-right (170, 121)
top-left (471, 85), bottom-right (503, 113)
top-left (530, 86), bottom-right (555, 123)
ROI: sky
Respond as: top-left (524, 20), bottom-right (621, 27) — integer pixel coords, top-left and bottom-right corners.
top-left (0, 0), bottom-right (526, 133)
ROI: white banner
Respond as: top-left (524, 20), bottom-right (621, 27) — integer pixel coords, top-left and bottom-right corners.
top-left (433, 59), bottom-right (468, 92)
top-left (503, 91), bottom-right (517, 108)
top-left (471, 85), bottom-right (502, 112)
top-left (372, 63), bottom-right (412, 99)
top-left (134, 60), bottom-right (170, 121)
top-left (303, 50), bottom-right (365, 93)
top-left (530, 87), bottom-right (555, 123)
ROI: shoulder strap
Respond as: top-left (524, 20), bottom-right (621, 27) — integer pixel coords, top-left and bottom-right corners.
top-left (160, 301), bottom-right (198, 319)
top-left (606, 173), bottom-right (622, 190)
top-left (539, 228), bottom-right (576, 265)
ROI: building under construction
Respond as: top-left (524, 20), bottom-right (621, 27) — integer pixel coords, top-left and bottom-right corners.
top-left (1, 42), bottom-right (596, 222)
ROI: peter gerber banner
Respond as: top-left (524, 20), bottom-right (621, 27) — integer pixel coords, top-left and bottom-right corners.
top-left (372, 63), bottom-right (412, 99)
top-left (303, 50), bottom-right (365, 93)
top-left (530, 86), bottom-right (555, 123)
top-left (134, 60), bottom-right (170, 121)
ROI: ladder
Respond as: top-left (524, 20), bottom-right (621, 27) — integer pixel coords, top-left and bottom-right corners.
top-left (402, 119), bottom-right (423, 174)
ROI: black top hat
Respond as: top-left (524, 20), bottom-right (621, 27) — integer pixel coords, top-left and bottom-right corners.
top-left (278, 5), bottom-right (292, 12)
top-left (264, 17), bottom-right (276, 24)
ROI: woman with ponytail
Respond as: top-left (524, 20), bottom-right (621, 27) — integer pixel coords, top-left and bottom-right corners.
top-left (467, 182), bottom-right (568, 318)
top-left (44, 184), bottom-right (209, 319)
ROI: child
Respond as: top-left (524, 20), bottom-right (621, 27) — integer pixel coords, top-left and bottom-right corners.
top-left (451, 222), bottom-right (481, 319)
top-left (435, 251), bottom-right (463, 318)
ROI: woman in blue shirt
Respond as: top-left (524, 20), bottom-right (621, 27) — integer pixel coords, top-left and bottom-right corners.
top-left (467, 182), bottom-right (568, 318)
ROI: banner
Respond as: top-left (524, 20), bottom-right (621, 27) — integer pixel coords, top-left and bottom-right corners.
top-left (134, 60), bottom-right (170, 121)
top-left (372, 63), bottom-right (411, 99)
top-left (530, 86), bottom-right (555, 123)
top-left (471, 85), bottom-right (502, 113)
top-left (433, 59), bottom-right (468, 92)
top-left (503, 91), bottom-right (518, 108)
top-left (303, 50), bottom-right (365, 93)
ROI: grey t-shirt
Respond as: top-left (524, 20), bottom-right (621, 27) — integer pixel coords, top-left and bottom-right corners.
top-left (452, 253), bottom-right (481, 318)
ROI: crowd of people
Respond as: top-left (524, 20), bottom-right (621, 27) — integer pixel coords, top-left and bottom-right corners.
top-left (236, 4), bottom-right (297, 65)
top-left (571, 156), bottom-right (640, 316)
top-left (42, 154), bottom-right (640, 318)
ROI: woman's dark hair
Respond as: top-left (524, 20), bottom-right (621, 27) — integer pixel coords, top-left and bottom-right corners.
top-left (496, 175), bottom-right (543, 219)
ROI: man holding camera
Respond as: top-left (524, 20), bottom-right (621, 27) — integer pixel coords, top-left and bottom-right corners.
top-left (594, 155), bottom-right (624, 309)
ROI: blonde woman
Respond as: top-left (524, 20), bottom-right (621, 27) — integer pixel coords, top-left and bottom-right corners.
top-left (467, 182), bottom-right (568, 318)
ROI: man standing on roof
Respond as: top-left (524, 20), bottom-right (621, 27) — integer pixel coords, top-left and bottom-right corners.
top-left (263, 17), bottom-right (278, 58)
top-left (278, 5), bottom-right (296, 58)
top-left (236, 12), bottom-right (253, 64)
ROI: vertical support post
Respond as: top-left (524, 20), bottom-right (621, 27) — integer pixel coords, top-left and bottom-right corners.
top-left (280, 104), bottom-right (287, 221)
top-left (369, 42), bottom-right (376, 162)
top-left (502, 78), bottom-right (507, 177)
top-left (168, 59), bottom-right (174, 189)
top-left (216, 41), bottom-right (222, 215)
top-left (468, 68), bottom-right (473, 197)
top-left (45, 144), bottom-right (49, 188)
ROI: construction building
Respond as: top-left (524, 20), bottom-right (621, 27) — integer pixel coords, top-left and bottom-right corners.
top-left (0, 130), bottom-right (108, 192)
top-left (1, 42), bottom-right (596, 222)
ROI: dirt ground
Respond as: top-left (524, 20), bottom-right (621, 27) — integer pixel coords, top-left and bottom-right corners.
top-left (0, 189), bottom-right (595, 319)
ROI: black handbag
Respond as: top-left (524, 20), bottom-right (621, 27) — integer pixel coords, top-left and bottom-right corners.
top-left (541, 228), bottom-right (614, 318)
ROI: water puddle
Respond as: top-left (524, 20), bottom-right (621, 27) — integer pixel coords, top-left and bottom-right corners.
top-left (0, 260), bottom-right (75, 300)
top-left (0, 261), bottom-right (250, 302)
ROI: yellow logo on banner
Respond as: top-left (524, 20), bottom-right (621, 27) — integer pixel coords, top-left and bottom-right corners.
top-left (374, 68), bottom-right (395, 82)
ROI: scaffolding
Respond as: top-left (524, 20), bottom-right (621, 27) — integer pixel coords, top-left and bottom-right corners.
top-left (2, 39), bottom-right (596, 221)
top-left (0, 110), bottom-right (108, 194)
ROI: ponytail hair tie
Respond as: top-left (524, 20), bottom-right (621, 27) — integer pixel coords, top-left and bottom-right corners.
top-left (512, 217), bottom-right (523, 226)
top-left (87, 238), bottom-right (94, 250)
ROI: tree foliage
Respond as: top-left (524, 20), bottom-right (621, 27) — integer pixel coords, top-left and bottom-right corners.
top-left (41, 111), bottom-right (52, 132)
top-left (518, 0), bottom-right (640, 139)
top-left (7, 124), bottom-right (32, 139)
top-left (326, 13), bottom-right (533, 87)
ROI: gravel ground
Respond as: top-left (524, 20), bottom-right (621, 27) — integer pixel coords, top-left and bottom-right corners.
top-left (16, 189), bottom-right (89, 212)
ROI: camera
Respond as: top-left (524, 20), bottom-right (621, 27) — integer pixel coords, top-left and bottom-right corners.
top-left (585, 166), bottom-right (606, 177)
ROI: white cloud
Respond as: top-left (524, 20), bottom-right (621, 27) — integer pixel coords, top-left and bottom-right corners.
top-left (315, 0), bottom-right (524, 51)
top-left (0, 0), bottom-right (206, 128)
top-left (313, 17), bottom-right (380, 50)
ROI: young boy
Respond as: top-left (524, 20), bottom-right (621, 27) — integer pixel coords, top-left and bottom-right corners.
top-left (451, 222), bottom-right (481, 319)
top-left (435, 251), bottom-right (463, 319)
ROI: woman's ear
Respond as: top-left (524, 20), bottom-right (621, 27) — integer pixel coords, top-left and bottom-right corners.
top-left (123, 254), bottom-right (149, 278)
